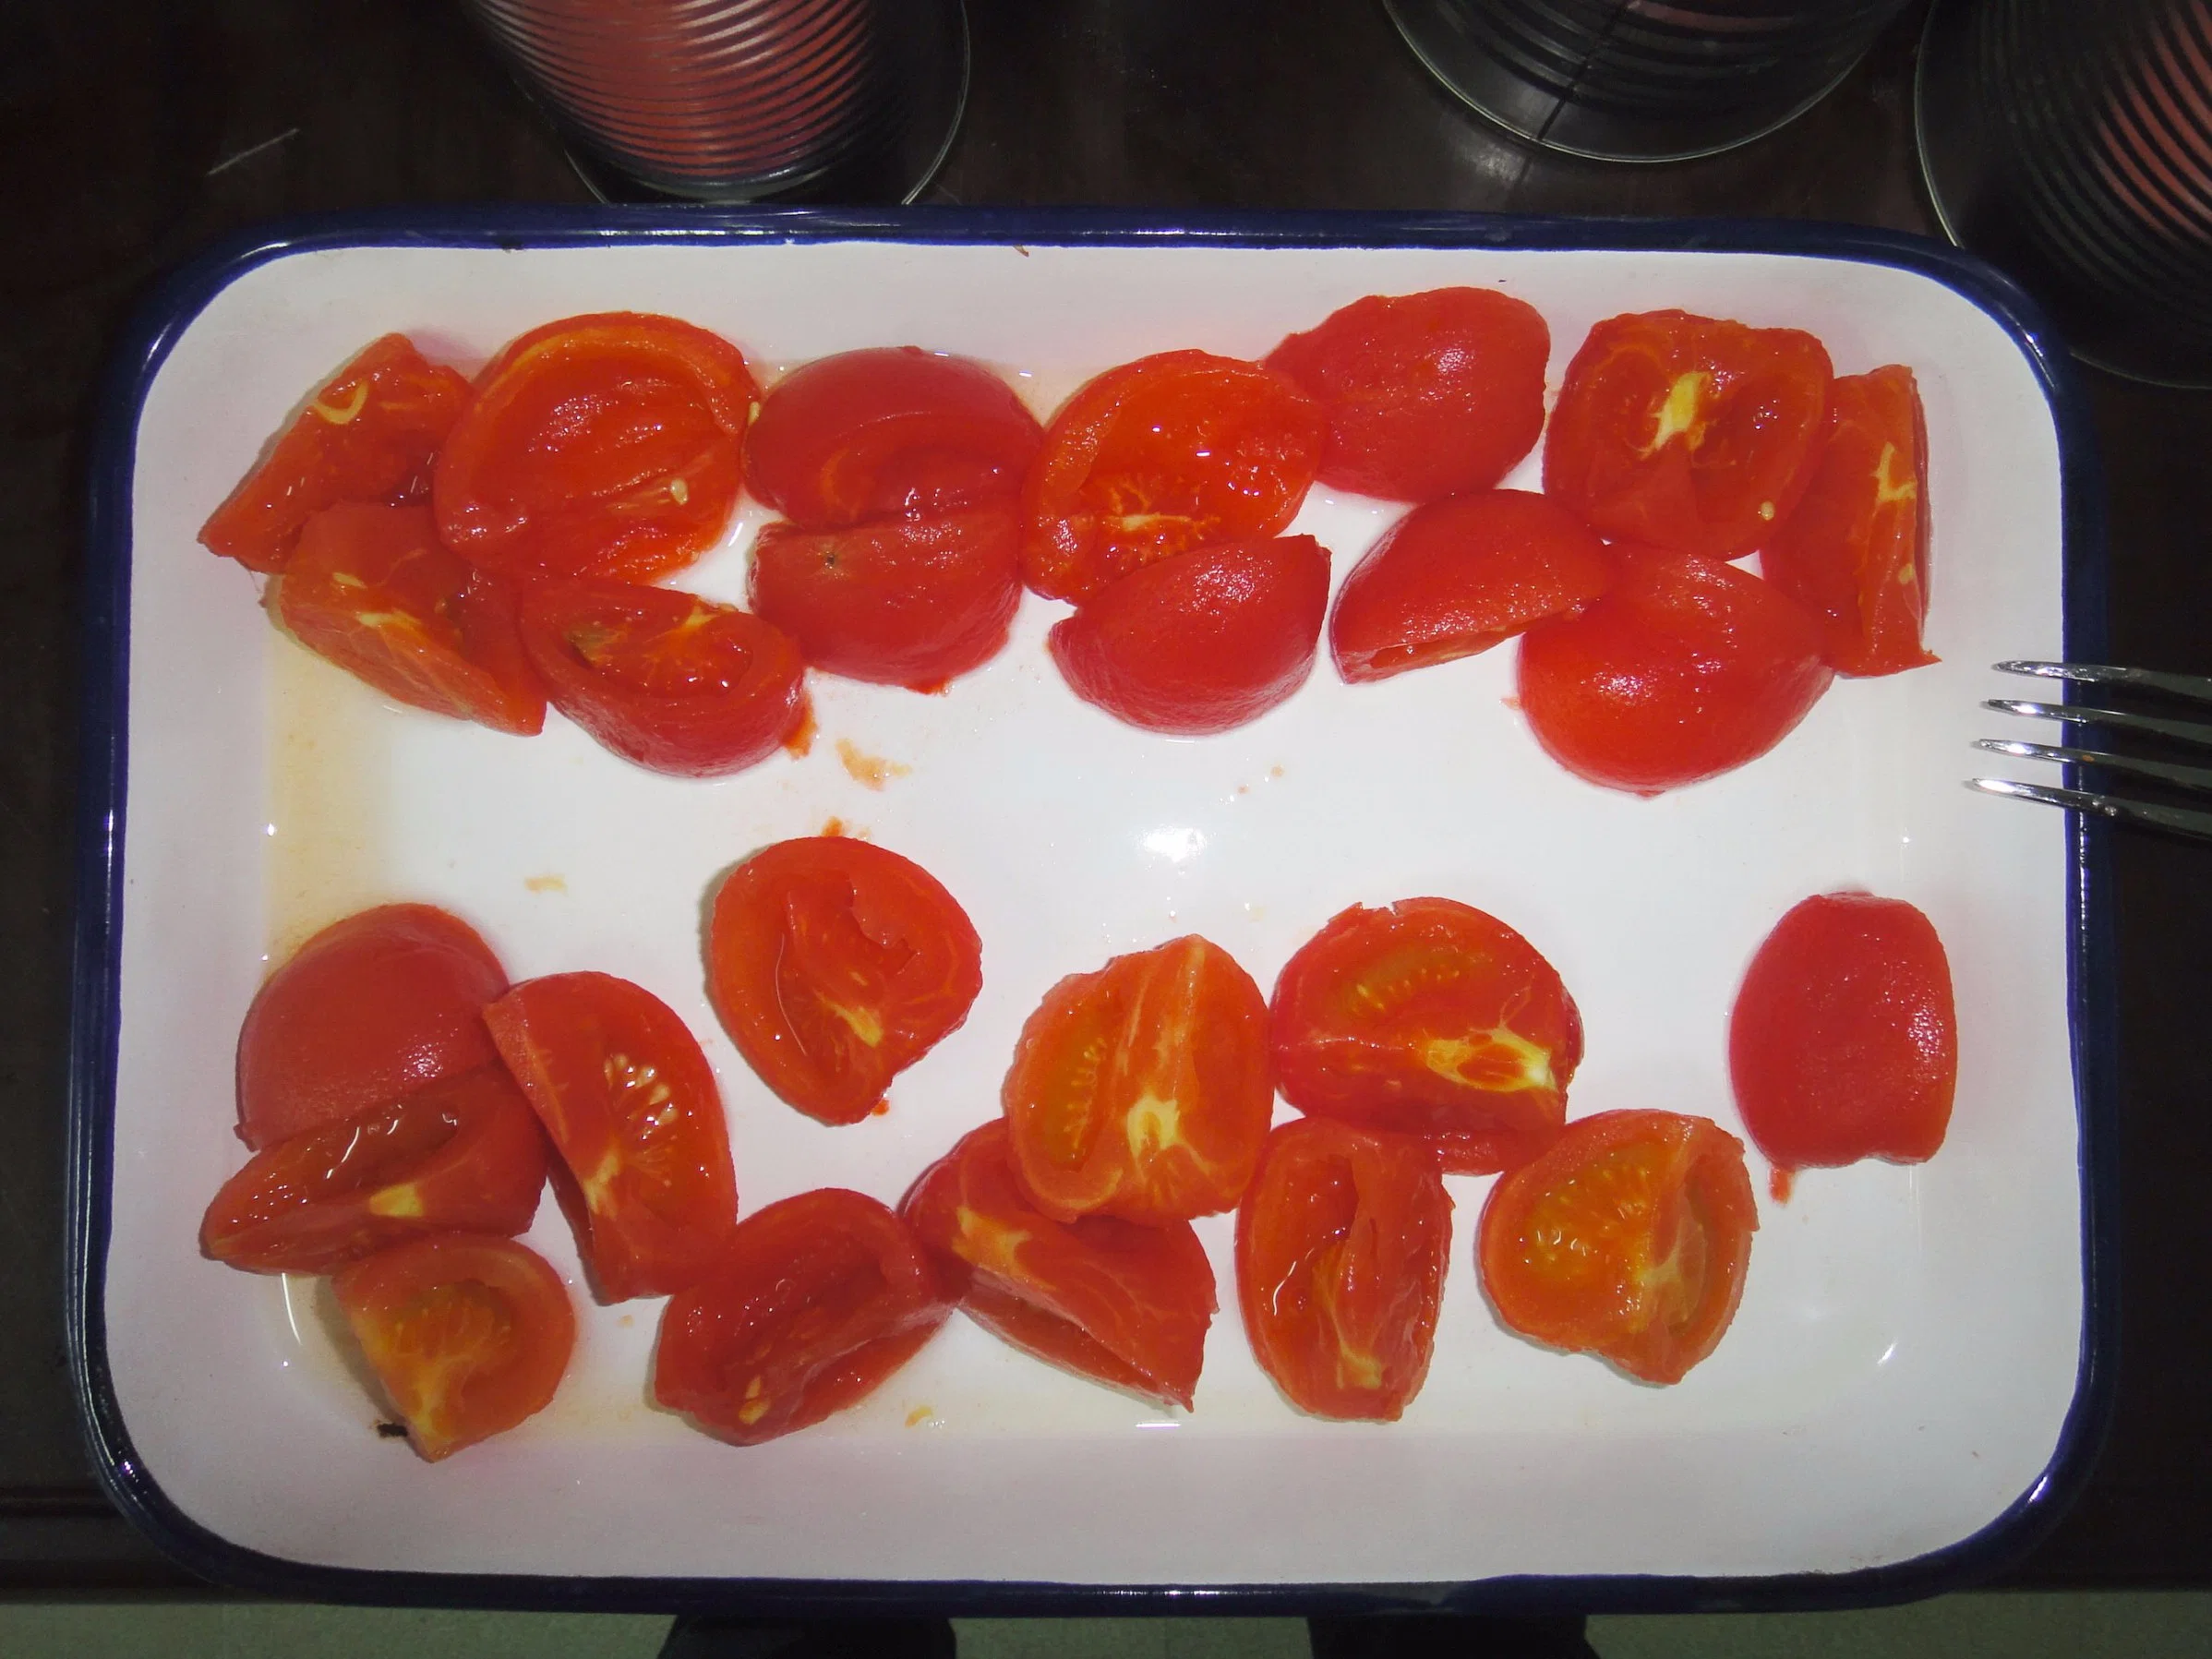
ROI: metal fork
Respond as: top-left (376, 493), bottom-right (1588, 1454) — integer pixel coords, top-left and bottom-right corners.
top-left (1973, 661), bottom-right (2212, 838)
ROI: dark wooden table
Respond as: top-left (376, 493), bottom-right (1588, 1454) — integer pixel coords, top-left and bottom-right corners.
top-left (6, 0), bottom-right (2209, 1594)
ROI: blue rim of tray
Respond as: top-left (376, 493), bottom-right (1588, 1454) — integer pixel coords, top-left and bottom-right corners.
top-left (67, 205), bottom-right (2116, 1615)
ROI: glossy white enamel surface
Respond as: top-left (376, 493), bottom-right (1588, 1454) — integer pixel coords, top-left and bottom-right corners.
top-left (106, 236), bottom-right (2079, 1586)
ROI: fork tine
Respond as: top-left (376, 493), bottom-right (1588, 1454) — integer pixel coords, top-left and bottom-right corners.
top-left (1968, 776), bottom-right (2212, 838)
top-left (1985, 697), bottom-right (2212, 748)
top-left (1996, 660), bottom-right (2212, 702)
top-left (1973, 738), bottom-right (2212, 793)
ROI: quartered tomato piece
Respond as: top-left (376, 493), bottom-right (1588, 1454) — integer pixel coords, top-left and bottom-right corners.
top-left (1759, 366), bottom-right (1938, 677)
top-left (200, 333), bottom-right (472, 573)
top-left (1545, 310), bottom-right (1832, 559)
top-left (1517, 545), bottom-right (1833, 794)
top-left (334, 1232), bottom-right (576, 1461)
top-left (749, 503), bottom-right (1022, 691)
top-left (272, 503), bottom-right (546, 736)
top-left (1236, 1117), bottom-right (1451, 1421)
top-left (1271, 899), bottom-right (1581, 1174)
top-left (435, 312), bottom-right (757, 583)
top-left (900, 1122), bottom-right (1217, 1410)
top-left (653, 1188), bottom-right (953, 1446)
top-left (1048, 534), bottom-right (1329, 734)
top-left (1263, 286), bottom-right (1550, 503)
top-left (237, 905), bottom-right (510, 1152)
top-left (1729, 892), bottom-right (1957, 1172)
top-left (516, 577), bottom-right (806, 776)
top-left (745, 347), bottom-right (1043, 529)
top-left (1002, 935), bottom-right (1273, 1225)
top-left (484, 972), bottom-right (738, 1302)
top-left (707, 837), bottom-right (983, 1125)
top-left (200, 1066), bottom-right (548, 1275)
top-left (1019, 351), bottom-right (1324, 602)
top-left (1328, 490), bottom-right (1612, 683)
top-left (1479, 1110), bottom-right (1759, 1385)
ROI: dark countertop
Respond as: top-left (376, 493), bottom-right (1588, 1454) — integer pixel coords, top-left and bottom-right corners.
top-left (7, 0), bottom-right (2210, 1595)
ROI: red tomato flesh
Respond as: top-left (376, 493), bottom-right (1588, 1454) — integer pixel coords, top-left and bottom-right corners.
top-left (706, 836), bottom-right (984, 1126)
top-left (1328, 489), bottom-right (1612, 683)
top-left (334, 1232), bottom-right (576, 1461)
top-left (1728, 892), bottom-right (1957, 1172)
top-left (1479, 1110), bottom-right (1759, 1385)
top-left (201, 1066), bottom-right (548, 1275)
top-left (484, 972), bottom-right (739, 1302)
top-left (1263, 286), bottom-right (1550, 503)
top-left (1516, 545), bottom-right (1833, 794)
top-left (901, 1121), bottom-right (1217, 1410)
top-left (1019, 351), bottom-right (1324, 603)
top-left (745, 346), bottom-right (1043, 529)
top-left (1048, 534), bottom-right (1329, 735)
top-left (200, 333), bottom-right (471, 573)
top-left (434, 312), bottom-right (757, 583)
top-left (517, 577), bottom-right (807, 776)
top-left (653, 1188), bottom-right (953, 1446)
top-left (1236, 1117), bottom-right (1451, 1421)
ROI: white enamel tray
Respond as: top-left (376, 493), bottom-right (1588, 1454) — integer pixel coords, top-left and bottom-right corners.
top-left (69, 211), bottom-right (2111, 1610)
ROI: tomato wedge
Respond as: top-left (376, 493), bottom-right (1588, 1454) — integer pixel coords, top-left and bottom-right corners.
top-left (272, 503), bottom-right (546, 736)
top-left (1516, 545), bottom-right (1833, 795)
top-left (1544, 311), bottom-right (1832, 559)
top-left (1263, 286), bottom-right (1550, 503)
top-left (1758, 366), bottom-right (1938, 678)
top-left (1019, 351), bottom-right (1324, 602)
top-left (1002, 935), bottom-right (1273, 1225)
top-left (1479, 1110), bottom-right (1759, 1385)
top-left (435, 312), bottom-right (757, 583)
top-left (707, 836), bottom-right (983, 1126)
top-left (333, 1233), bottom-right (576, 1461)
top-left (900, 1122), bottom-right (1217, 1410)
top-left (745, 346), bottom-right (1043, 529)
top-left (236, 905), bottom-right (510, 1152)
top-left (1236, 1117), bottom-right (1451, 1421)
top-left (200, 1066), bottom-right (548, 1275)
top-left (1048, 534), bottom-right (1329, 734)
top-left (516, 577), bottom-right (807, 776)
top-left (748, 503), bottom-right (1022, 691)
top-left (1728, 892), bottom-right (1957, 1172)
top-left (653, 1188), bottom-right (953, 1446)
top-left (483, 972), bottom-right (738, 1302)
top-left (200, 333), bottom-right (472, 573)
top-left (1271, 899), bottom-right (1581, 1174)
top-left (1328, 490), bottom-right (1613, 684)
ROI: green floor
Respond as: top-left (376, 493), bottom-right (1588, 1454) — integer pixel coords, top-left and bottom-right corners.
top-left (0, 1597), bottom-right (2208, 1657)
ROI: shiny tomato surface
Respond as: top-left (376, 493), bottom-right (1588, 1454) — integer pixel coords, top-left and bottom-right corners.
top-left (1759, 366), bottom-right (1937, 677)
top-left (900, 1122), bottom-right (1217, 1410)
top-left (745, 346), bottom-right (1042, 529)
top-left (201, 1066), bottom-right (548, 1275)
top-left (1544, 310), bottom-right (1832, 558)
top-left (236, 905), bottom-right (510, 1152)
top-left (434, 312), bottom-right (756, 583)
top-left (1002, 934), bottom-right (1273, 1225)
top-left (1236, 1117), bottom-right (1450, 1421)
top-left (1019, 351), bottom-right (1324, 602)
top-left (1263, 286), bottom-right (1549, 503)
top-left (1729, 892), bottom-right (1957, 1172)
top-left (653, 1188), bottom-right (953, 1446)
top-left (273, 503), bottom-right (546, 735)
top-left (1048, 534), bottom-right (1329, 734)
top-left (334, 1232), bottom-right (576, 1461)
top-left (1480, 1110), bottom-right (1758, 1385)
top-left (200, 333), bottom-right (471, 573)
top-left (517, 577), bottom-right (806, 776)
top-left (707, 836), bottom-right (984, 1125)
top-left (1272, 898), bottom-right (1581, 1174)
top-left (749, 503), bottom-right (1022, 691)
top-left (1328, 490), bottom-right (1612, 683)
top-left (1517, 545), bottom-right (1832, 794)
top-left (484, 972), bottom-right (738, 1302)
